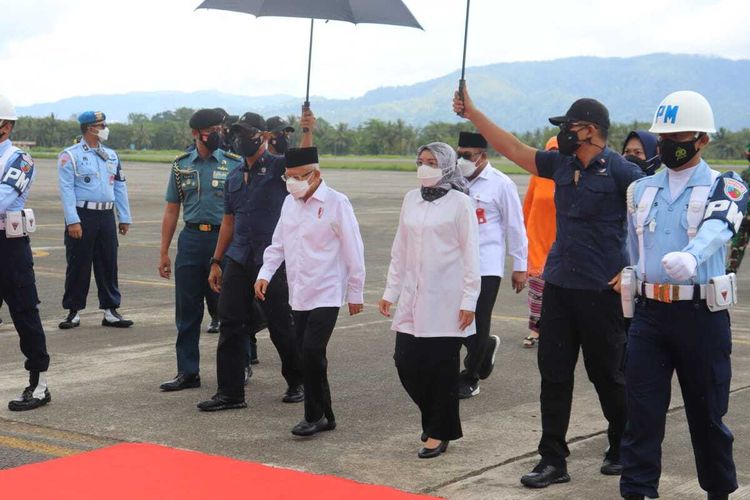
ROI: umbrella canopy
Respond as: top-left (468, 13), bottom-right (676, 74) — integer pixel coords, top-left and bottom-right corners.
top-left (196, 0), bottom-right (422, 116)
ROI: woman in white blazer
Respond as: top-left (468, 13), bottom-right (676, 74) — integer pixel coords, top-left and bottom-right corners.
top-left (378, 142), bottom-right (481, 459)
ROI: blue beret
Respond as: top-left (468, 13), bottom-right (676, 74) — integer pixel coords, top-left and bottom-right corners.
top-left (78, 111), bottom-right (106, 125)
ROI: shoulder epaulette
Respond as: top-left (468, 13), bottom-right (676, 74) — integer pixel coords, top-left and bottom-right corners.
top-left (173, 152), bottom-right (191, 164)
top-left (223, 151), bottom-right (242, 161)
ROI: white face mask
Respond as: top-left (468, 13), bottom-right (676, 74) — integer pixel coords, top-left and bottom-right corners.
top-left (286, 177), bottom-right (311, 198)
top-left (457, 157), bottom-right (478, 177)
top-left (417, 164), bottom-right (443, 187)
top-left (96, 126), bottom-right (110, 142)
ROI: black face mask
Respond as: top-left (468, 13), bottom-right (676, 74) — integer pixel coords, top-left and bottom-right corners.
top-left (200, 131), bottom-right (222, 152)
top-left (659, 137), bottom-right (699, 170)
top-left (271, 134), bottom-right (288, 154)
top-left (623, 154), bottom-right (657, 176)
top-left (556, 129), bottom-right (582, 156)
top-left (234, 136), bottom-right (263, 157)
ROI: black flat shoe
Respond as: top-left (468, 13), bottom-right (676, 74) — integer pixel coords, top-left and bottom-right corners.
top-left (282, 385), bottom-right (304, 403)
top-left (601, 456), bottom-right (623, 475)
top-left (159, 373), bottom-right (200, 391)
top-left (8, 386), bottom-right (51, 411)
top-left (418, 441), bottom-right (449, 459)
top-left (707, 494), bottom-right (729, 500)
top-left (197, 394), bottom-right (247, 412)
top-left (622, 495), bottom-right (644, 500)
top-left (520, 463), bottom-right (570, 488)
top-left (291, 417), bottom-right (336, 436)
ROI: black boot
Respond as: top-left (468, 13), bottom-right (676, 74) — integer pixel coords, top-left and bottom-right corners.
top-left (8, 371), bottom-right (51, 411)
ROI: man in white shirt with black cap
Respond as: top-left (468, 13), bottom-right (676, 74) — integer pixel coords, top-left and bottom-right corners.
top-left (255, 146), bottom-right (366, 437)
top-left (456, 131), bottom-right (528, 399)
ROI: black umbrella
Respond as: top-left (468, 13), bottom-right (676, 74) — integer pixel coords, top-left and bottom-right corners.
top-left (196, 0), bottom-right (423, 118)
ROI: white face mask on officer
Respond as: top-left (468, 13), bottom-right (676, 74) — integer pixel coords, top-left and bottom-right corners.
top-left (94, 126), bottom-right (110, 142)
top-left (457, 157), bottom-right (479, 177)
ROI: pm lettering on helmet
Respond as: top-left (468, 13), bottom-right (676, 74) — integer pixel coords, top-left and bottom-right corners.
top-left (655, 105), bottom-right (679, 124)
top-left (1, 166), bottom-right (30, 194)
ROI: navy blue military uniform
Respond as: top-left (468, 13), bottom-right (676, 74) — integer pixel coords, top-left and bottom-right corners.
top-left (214, 151), bottom-right (302, 401)
top-left (534, 147), bottom-right (643, 468)
top-left (165, 148), bottom-right (243, 377)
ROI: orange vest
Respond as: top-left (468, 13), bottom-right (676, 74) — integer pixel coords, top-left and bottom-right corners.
top-left (523, 176), bottom-right (556, 276)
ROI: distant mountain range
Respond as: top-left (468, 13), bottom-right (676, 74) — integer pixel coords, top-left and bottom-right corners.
top-left (17, 53), bottom-right (750, 132)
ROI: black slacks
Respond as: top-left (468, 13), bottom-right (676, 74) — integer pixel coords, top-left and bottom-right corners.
top-left (293, 307), bottom-right (339, 422)
top-left (461, 275), bottom-right (501, 384)
top-left (216, 257), bottom-right (301, 399)
top-left (537, 282), bottom-right (626, 467)
top-left (394, 332), bottom-right (463, 441)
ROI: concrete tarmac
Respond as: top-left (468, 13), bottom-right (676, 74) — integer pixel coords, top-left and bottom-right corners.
top-left (1, 159), bottom-right (749, 499)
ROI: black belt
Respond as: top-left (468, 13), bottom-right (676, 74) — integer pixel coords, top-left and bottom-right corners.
top-left (185, 222), bottom-right (221, 232)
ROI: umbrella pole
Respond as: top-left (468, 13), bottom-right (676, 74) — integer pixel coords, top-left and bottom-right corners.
top-left (302, 18), bottom-right (314, 132)
top-left (457, 0), bottom-right (470, 116)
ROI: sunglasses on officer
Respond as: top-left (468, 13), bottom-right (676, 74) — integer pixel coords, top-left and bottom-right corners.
top-left (282, 169), bottom-right (315, 182)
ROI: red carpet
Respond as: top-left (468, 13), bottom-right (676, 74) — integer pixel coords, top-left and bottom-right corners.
top-left (0, 443), bottom-right (440, 499)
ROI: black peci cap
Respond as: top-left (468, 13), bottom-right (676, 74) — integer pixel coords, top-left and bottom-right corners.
top-left (189, 108), bottom-right (225, 130)
top-left (458, 131), bottom-right (487, 148)
top-left (549, 98), bottom-right (610, 130)
top-left (285, 147), bottom-right (319, 168)
top-left (231, 112), bottom-right (266, 134)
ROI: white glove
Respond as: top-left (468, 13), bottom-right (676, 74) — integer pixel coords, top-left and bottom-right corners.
top-left (661, 252), bottom-right (698, 281)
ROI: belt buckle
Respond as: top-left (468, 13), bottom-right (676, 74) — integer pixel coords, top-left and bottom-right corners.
top-left (198, 224), bottom-right (211, 232)
top-left (655, 283), bottom-right (672, 303)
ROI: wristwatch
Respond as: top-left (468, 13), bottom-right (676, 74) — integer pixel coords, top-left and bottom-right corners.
top-left (209, 257), bottom-right (222, 267)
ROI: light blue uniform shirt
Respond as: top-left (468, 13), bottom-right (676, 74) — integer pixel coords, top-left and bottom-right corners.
top-left (0, 139), bottom-right (36, 214)
top-left (57, 140), bottom-right (131, 225)
top-left (628, 160), bottom-right (744, 285)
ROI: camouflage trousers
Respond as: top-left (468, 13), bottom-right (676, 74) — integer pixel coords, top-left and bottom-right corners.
top-left (727, 214), bottom-right (750, 274)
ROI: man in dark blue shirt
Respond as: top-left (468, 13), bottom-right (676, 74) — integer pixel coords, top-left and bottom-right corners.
top-left (197, 110), bottom-right (315, 411)
top-left (454, 87), bottom-right (644, 488)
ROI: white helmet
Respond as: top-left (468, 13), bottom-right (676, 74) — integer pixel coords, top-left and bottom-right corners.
top-left (649, 90), bottom-right (716, 134)
top-left (0, 95), bottom-right (17, 121)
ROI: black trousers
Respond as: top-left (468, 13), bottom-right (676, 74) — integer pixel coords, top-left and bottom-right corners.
top-left (394, 332), bottom-right (463, 441)
top-left (0, 233), bottom-right (49, 373)
top-left (537, 283), bottom-right (626, 467)
top-left (216, 258), bottom-right (302, 399)
top-left (62, 208), bottom-right (120, 311)
top-left (293, 307), bottom-right (339, 422)
top-left (461, 275), bottom-right (501, 384)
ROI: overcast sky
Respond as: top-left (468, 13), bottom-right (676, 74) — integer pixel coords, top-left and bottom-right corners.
top-left (2, 0), bottom-right (748, 106)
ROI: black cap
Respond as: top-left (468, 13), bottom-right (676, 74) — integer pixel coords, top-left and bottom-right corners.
top-left (286, 147), bottom-right (318, 168)
top-left (224, 114), bottom-right (239, 126)
top-left (267, 116), bottom-right (295, 133)
top-left (549, 98), bottom-right (610, 129)
top-left (189, 108), bottom-right (224, 130)
top-left (231, 112), bottom-right (266, 134)
top-left (458, 132), bottom-right (487, 149)
top-left (213, 107), bottom-right (228, 121)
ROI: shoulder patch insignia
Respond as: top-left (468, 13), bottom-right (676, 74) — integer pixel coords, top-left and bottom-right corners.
top-left (59, 152), bottom-right (71, 167)
top-left (724, 177), bottom-right (747, 201)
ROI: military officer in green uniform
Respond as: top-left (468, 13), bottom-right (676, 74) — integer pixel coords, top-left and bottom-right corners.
top-left (726, 143), bottom-right (750, 274)
top-left (158, 108), bottom-right (243, 391)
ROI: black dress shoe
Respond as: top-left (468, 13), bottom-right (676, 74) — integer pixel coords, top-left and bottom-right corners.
top-left (207, 318), bottom-right (219, 334)
top-left (291, 417), bottom-right (335, 436)
top-left (8, 386), bottom-right (51, 411)
top-left (622, 495), bottom-right (644, 500)
top-left (707, 494), bottom-right (729, 500)
top-left (59, 310), bottom-right (80, 329)
top-left (601, 456), bottom-right (623, 475)
top-left (458, 381), bottom-right (480, 399)
top-left (102, 308), bottom-right (134, 328)
top-left (418, 441), bottom-right (449, 459)
top-left (520, 463), bottom-right (571, 488)
top-left (282, 385), bottom-right (304, 403)
top-left (197, 394), bottom-right (247, 412)
top-left (160, 373), bottom-right (200, 391)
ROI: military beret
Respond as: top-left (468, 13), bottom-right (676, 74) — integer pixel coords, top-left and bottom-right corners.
top-left (189, 108), bottom-right (224, 130)
top-left (267, 116), bottom-right (294, 133)
top-left (286, 147), bottom-right (318, 168)
top-left (231, 112), bottom-right (266, 133)
top-left (78, 111), bottom-right (106, 126)
top-left (458, 132), bottom-right (487, 149)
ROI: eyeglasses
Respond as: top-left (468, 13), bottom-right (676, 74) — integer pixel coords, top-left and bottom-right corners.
top-left (281, 170), bottom-right (315, 182)
top-left (457, 151), bottom-right (481, 161)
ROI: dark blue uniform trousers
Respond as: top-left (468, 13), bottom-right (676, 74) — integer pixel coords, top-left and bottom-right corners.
top-left (0, 233), bottom-right (50, 373)
top-left (620, 299), bottom-right (737, 498)
top-left (63, 207), bottom-right (120, 311)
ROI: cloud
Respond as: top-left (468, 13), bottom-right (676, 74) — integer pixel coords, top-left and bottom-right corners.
top-left (2, 0), bottom-right (748, 106)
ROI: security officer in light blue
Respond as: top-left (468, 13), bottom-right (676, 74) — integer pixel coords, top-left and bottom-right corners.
top-left (58, 111), bottom-right (133, 330)
top-left (158, 108), bottom-right (243, 392)
top-left (619, 91), bottom-right (748, 500)
top-left (0, 94), bottom-right (51, 411)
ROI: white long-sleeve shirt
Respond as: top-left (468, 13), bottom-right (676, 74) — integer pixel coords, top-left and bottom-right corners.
top-left (383, 189), bottom-right (481, 337)
top-left (467, 163), bottom-right (528, 277)
top-left (258, 181), bottom-right (366, 311)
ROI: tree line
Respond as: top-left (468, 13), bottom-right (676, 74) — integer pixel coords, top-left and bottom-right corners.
top-left (11, 108), bottom-right (750, 160)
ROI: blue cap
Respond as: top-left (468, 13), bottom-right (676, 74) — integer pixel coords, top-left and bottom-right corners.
top-left (78, 111), bottom-right (106, 125)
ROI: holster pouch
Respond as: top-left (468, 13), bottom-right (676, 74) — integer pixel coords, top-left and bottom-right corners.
top-left (707, 273), bottom-right (738, 312)
top-left (22, 209), bottom-right (36, 233)
top-left (5, 211), bottom-right (25, 238)
top-left (620, 266), bottom-right (636, 318)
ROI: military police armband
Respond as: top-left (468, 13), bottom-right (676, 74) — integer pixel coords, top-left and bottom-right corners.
top-left (1, 155), bottom-right (34, 195)
top-left (702, 172), bottom-right (749, 235)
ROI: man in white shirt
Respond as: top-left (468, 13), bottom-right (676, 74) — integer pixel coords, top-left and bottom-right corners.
top-left (255, 146), bottom-right (366, 437)
top-left (456, 132), bottom-right (528, 399)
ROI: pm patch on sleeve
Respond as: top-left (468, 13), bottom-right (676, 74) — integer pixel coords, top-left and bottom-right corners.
top-left (1, 156), bottom-right (34, 195)
top-left (703, 172), bottom-right (749, 234)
